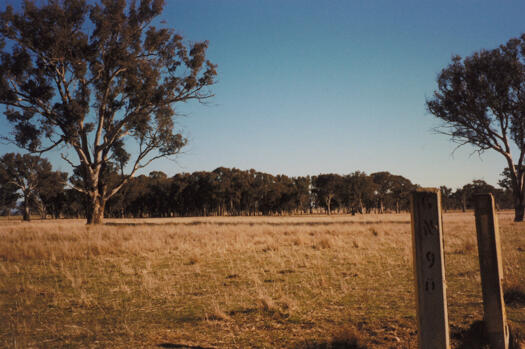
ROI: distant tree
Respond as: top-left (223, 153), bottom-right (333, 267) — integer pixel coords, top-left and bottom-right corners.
top-left (239, 169), bottom-right (257, 215)
top-left (498, 166), bottom-right (514, 193)
top-left (0, 0), bottom-right (216, 224)
top-left (231, 168), bottom-right (250, 215)
top-left (258, 172), bottom-right (280, 215)
top-left (275, 175), bottom-right (296, 214)
top-left (427, 34), bottom-right (525, 221)
top-left (312, 174), bottom-right (341, 215)
top-left (457, 179), bottom-right (503, 210)
top-left (41, 190), bottom-right (67, 219)
top-left (337, 172), bottom-right (373, 214)
top-left (192, 171), bottom-right (217, 216)
top-left (452, 187), bottom-right (467, 212)
top-left (0, 171), bottom-right (18, 215)
top-left (169, 173), bottom-right (190, 216)
top-left (212, 167), bottom-right (236, 215)
top-left (498, 166), bottom-right (518, 209)
top-left (292, 176), bottom-right (311, 214)
top-left (121, 174), bottom-right (150, 217)
top-left (370, 172), bottom-right (416, 213)
top-left (388, 174), bottom-right (416, 213)
top-left (62, 188), bottom-right (87, 218)
top-left (0, 153), bottom-right (65, 221)
top-left (440, 186), bottom-right (453, 212)
top-left (371, 172), bottom-right (392, 213)
top-left (250, 171), bottom-right (267, 215)
top-left (146, 171), bottom-right (170, 217)
top-left (38, 167), bottom-right (68, 218)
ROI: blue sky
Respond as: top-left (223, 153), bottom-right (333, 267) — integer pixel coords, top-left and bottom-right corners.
top-left (2, 0), bottom-right (525, 189)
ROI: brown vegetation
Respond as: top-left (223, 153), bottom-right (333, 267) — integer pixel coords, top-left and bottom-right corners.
top-left (0, 212), bottom-right (523, 347)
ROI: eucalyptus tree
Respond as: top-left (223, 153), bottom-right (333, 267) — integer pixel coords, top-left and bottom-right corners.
top-left (0, 0), bottom-right (216, 223)
top-left (292, 176), bottom-right (311, 214)
top-left (371, 171), bottom-right (393, 213)
top-left (146, 171), bottom-right (171, 217)
top-left (439, 186), bottom-right (453, 212)
top-left (345, 171), bottom-right (375, 214)
top-left (388, 174), bottom-right (415, 213)
top-left (427, 34), bottom-right (525, 221)
top-left (37, 164), bottom-right (68, 218)
top-left (0, 153), bottom-right (66, 221)
top-left (312, 174), bottom-right (342, 215)
top-left (0, 170), bottom-right (18, 215)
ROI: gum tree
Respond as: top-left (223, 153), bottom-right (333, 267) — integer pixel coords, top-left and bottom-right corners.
top-left (0, 0), bottom-right (216, 223)
top-left (0, 153), bottom-right (66, 221)
top-left (0, 168), bottom-right (18, 215)
top-left (427, 35), bottom-right (525, 221)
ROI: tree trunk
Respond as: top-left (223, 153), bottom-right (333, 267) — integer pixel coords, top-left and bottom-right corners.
top-left (87, 194), bottom-right (106, 224)
top-left (508, 165), bottom-right (525, 222)
top-left (513, 190), bottom-right (525, 222)
top-left (23, 197), bottom-right (31, 221)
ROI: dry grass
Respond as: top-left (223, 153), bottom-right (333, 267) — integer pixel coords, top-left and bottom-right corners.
top-left (0, 212), bottom-right (523, 348)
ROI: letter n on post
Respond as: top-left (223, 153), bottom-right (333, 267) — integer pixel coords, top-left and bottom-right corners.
top-left (411, 189), bottom-right (450, 349)
top-left (474, 193), bottom-right (509, 349)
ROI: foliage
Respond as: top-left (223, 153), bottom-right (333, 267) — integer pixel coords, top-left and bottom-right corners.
top-left (0, 0), bottom-right (216, 223)
top-left (2, 164), bottom-right (494, 219)
top-left (0, 153), bottom-right (515, 219)
top-left (0, 152), bottom-right (66, 220)
top-left (427, 34), bottom-right (525, 221)
top-left (312, 174), bottom-right (340, 215)
top-left (0, 172), bottom-right (18, 214)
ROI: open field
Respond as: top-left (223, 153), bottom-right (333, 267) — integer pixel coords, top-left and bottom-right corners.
top-left (0, 212), bottom-right (524, 348)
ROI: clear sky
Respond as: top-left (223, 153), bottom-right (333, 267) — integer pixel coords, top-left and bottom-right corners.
top-left (2, 0), bottom-right (525, 189)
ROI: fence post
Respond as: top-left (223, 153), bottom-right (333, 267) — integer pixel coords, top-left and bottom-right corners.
top-left (473, 193), bottom-right (509, 349)
top-left (410, 188), bottom-right (450, 349)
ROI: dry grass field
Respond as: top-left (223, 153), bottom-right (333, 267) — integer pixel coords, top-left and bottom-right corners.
top-left (0, 212), bottom-right (524, 348)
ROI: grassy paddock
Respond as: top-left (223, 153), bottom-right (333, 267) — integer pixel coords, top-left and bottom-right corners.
top-left (0, 212), bottom-right (524, 348)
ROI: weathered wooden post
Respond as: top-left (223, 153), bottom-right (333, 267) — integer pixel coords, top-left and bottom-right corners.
top-left (473, 193), bottom-right (509, 349)
top-left (410, 188), bottom-right (450, 349)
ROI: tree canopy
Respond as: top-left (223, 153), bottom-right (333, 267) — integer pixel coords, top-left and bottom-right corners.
top-left (0, 152), bottom-right (66, 220)
top-left (0, 170), bottom-right (18, 215)
top-left (427, 34), bottom-right (525, 221)
top-left (0, 0), bottom-right (216, 223)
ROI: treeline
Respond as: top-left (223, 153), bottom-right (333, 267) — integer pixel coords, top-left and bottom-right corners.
top-left (440, 180), bottom-right (513, 212)
top-left (105, 169), bottom-right (416, 217)
top-left (0, 154), bottom-right (515, 219)
top-left (108, 171), bottom-right (513, 217)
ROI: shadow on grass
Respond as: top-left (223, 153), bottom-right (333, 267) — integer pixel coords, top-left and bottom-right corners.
top-left (158, 344), bottom-right (214, 349)
top-left (455, 320), bottom-right (524, 349)
top-left (504, 286), bottom-right (525, 308)
top-left (299, 327), bottom-right (368, 349)
top-left (455, 320), bottom-right (490, 349)
top-left (300, 340), bottom-right (367, 349)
